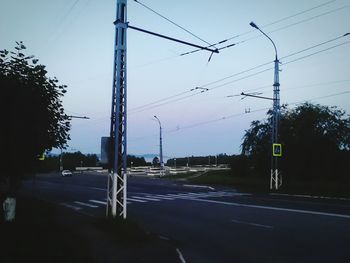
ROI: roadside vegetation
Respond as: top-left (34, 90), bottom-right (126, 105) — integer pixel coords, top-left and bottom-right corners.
top-left (1, 43), bottom-right (71, 221)
top-left (165, 103), bottom-right (350, 198)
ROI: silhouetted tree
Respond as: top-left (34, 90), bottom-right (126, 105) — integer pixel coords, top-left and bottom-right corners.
top-left (241, 103), bottom-right (350, 181)
top-left (0, 42), bottom-right (70, 219)
top-left (152, 156), bottom-right (160, 167)
top-left (127, 155), bottom-right (147, 167)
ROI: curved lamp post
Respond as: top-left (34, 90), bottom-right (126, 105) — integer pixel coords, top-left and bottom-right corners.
top-left (250, 21), bottom-right (281, 190)
top-left (154, 115), bottom-right (164, 169)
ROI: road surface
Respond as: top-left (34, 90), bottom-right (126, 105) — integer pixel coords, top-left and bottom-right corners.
top-left (21, 172), bottom-right (350, 263)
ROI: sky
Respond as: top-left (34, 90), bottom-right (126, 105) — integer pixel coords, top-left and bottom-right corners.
top-left (1, 0), bottom-right (350, 158)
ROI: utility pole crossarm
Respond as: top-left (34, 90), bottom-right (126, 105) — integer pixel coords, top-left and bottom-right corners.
top-left (241, 92), bottom-right (274, 100)
top-left (67, 115), bottom-right (90, 119)
top-left (128, 25), bottom-right (219, 54)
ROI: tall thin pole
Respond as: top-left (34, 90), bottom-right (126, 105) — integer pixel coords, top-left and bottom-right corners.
top-left (272, 56), bottom-right (281, 190)
top-left (59, 148), bottom-right (63, 171)
top-left (250, 22), bottom-right (281, 190)
top-left (107, 0), bottom-right (128, 218)
top-left (154, 116), bottom-right (164, 169)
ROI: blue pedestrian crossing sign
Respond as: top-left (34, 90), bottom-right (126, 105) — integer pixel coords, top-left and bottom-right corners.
top-left (273, 144), bottom-right (282, 157)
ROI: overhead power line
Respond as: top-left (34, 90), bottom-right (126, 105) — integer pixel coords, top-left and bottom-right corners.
top-left (283, 40), bottom-right (350, 65)
top-left (179, 0), bottom-right (340, 56)
top-left (227, 79), bottom-right (350, 99)
top-left (198, 33), bottom-right (350, 89)
top-left (128, 34), bottom-right (350, 114)
top-left (128, 89), bottom-right (350, 143)
top-left (133, 0), bottom-right (215, 48)
top-left (164, 90), bottom-right (350, 135)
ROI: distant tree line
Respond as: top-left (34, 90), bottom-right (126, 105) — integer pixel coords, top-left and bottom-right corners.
top-left (38, 152), bottom-right (99, 172)
top-left (38, 153), bottom-right (150, 172)
top-left (127, 155), bottom-right (148, 167)
top-left (166, 154), bottom-right (232, 166)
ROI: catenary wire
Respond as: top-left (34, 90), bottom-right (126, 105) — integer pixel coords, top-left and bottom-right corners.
top-left (128, 38), bottom-right (350, 114)
top-left (133, 0), bottom-right (215, 47)
top-left (180, 0), bottom-right (339, 56)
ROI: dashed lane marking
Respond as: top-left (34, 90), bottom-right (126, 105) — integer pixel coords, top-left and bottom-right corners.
top-left (131, 196), bottom-right (161, 201)
top-left (231, 219), bottom-right (274, 229)
top-left (74, 201), bottom-right (99, 208)
top-left (128, 197), bottom-right (147, 203)
top-left (60, 202), bottom-right (82, 211)
top-left (89, 200), bottom-right (106, 205)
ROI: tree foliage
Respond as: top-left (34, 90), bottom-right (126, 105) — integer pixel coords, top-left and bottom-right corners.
top-left (166, 154), bottom-right (232, 166)
top-left (241, 103), bottom-right (350, 181)
top-left (127, 155), bottom-right (147, 167)
top-left (0, 42), bottom-right (70, 180)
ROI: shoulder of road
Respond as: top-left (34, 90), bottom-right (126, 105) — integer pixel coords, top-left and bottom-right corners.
top-left (0, 195), bottom-right (179, 263)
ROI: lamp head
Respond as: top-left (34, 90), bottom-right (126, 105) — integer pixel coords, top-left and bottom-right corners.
top-left (249, 22), bottom-right (259, 29)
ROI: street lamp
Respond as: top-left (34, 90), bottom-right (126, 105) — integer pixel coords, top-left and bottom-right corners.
top-left (250, 21), bottom-right (281, 190)
top-left (154, 115), bottom-right (164, 169)
top-left (59, 115), bottom-right (89, 172)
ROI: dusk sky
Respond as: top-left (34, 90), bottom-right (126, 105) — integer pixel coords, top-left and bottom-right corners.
top-left (1, 0), bottom-right (349, 158)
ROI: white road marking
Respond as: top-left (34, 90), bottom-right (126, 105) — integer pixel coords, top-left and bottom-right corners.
top-left (176, 248), bottom-right (187, 263)
top-left (131, 196), bottom-right (161, 201)
top-left (148, 195), bottom-right (175, 200)
top-left (231, 219), bottom-right (274, 229)
top-left (183, 184), bottom-right (215, 190)
top-left (164, 192), bottom-right (213, 197)
top-left (74, 201), bottom-right (99, 208)
top-left (60, 202), bottom-right (81, 211)
top-left (164, 191), bottom-right (236, 198)
top-left (159, 235), bottom-right (170, 241)
top-left (270, 193), bottom-right (350, 201)
top-left (86, 187), bottom-right (106, 191)
top-left (89, 200), bottom-right (106, 205)
top-left (192, 198), bottom-right (350, 219)
top-left (128, 197), bottom-right (147, 203)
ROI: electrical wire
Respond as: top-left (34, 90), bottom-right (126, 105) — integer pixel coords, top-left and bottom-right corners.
top-left (179, 0), bottom-right (339, 56)
top-left (163, 90), bottom-right (350, 135)
top-left (210, 3), bottom-right (350, 58)
top-left (133, 0), bottom-right (215, 48)
top-left (127, 38), bottom-right (350, 114)
top-left (46, 0), bottom-right (82, 44)
top-left (129, 91), bottom-right (204, 115)
top-left (237, 3), bottom-right (350, 46)
top-left (198, 33), bottom-right (350, 89)
top-left (128, 88), bottom-right (350, 143)
top-left (283, 40), bottom-right (350, 66)
top-left (72, 86), bottom-right (350, 143)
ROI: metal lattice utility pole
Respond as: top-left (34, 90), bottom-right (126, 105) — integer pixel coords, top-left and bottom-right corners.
top-left (154, 116), bottom-right (164, 170)
top-left (107, 0), bottom-right (128, 218)
top-left (250, 22), bottom-right (281, 190)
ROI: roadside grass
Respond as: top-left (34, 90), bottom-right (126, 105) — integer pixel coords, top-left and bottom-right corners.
top-left (281, 178), bottom-right (350, 198)
top-left (162, 172), bottom-right (198, 179)
top-left (185, 169), bottom-right (350, 198)
top-left (188, 169), bottom-right (268, 193)
top-left (0, 197), bottom-right (95, 263)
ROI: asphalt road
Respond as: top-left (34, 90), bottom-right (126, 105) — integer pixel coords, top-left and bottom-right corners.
top-left (21, 172), bottom-right (350, 263)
